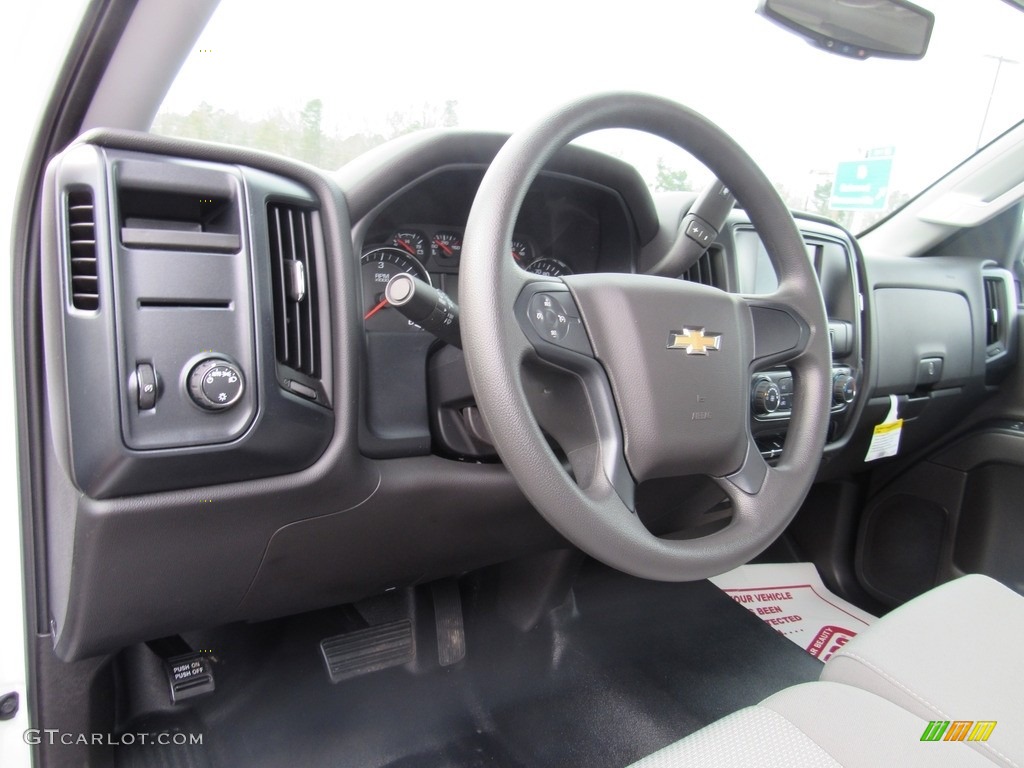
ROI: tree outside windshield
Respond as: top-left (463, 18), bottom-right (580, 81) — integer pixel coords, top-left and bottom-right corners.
top-left (154, 0), bottom-right (1024, 234)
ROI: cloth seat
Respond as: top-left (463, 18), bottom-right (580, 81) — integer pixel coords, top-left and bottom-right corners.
top-left (821, 573), bottom-right (1023, 768)
top-left (630, 573), bottom-right (1022, 767)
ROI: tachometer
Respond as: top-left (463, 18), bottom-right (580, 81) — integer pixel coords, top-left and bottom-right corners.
top-left (526, 257), bottom-right (573, 277)
top-left (361, 246), bottom-right (431, 331)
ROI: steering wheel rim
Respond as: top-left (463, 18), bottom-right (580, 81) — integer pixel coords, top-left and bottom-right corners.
top-left (461, 92), bottom-right (831, 581)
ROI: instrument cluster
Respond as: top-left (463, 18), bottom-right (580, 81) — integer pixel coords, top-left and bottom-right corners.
top-left (360, 226), bottom-right (572, 331)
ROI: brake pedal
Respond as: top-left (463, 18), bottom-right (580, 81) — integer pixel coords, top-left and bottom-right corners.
top-left (320, 620), bottom-right (416, 684)
top-left (432, 579), bottom-right (466, 667)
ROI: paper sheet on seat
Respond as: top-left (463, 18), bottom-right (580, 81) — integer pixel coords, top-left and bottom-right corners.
top-left (710, 562), bottom-right (876, 662)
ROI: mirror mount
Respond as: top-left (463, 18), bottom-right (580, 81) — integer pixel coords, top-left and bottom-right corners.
top-left (757, 0), bottom-right (935, 61)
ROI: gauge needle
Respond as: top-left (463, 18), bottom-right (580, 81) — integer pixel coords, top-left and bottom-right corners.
top-left (434, 239), bottom-right (452, 256)
top-left (364, 297), bottom-right (388, 320)
top-left (395, 240), bottom-right (416, 255)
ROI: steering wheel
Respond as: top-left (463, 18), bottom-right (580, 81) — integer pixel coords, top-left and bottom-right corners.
top-left (460, 93), bottom-right (831, 581)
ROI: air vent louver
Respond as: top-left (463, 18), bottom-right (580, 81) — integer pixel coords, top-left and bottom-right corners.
top-left (682, 249), bottom-right (720, 287)
top-left (66, 190), bottom-right (99, 310)
top-left (268, 203), bottom-right (321, 378)
top-left (984, 276), bottom-right (1004, 349)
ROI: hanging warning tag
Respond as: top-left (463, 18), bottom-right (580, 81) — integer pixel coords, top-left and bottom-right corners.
top-left (865, 394), bottom-right (902, 462)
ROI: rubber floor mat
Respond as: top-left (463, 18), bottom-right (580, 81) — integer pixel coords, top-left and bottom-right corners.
top-left (117, 562), bottom-right (825, 768)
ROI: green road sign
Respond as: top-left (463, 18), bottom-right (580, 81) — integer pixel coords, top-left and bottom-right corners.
top-left (829, 158), bottom-right (893, 211)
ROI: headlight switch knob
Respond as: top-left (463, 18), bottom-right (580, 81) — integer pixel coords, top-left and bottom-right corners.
top-left (188, 358), bottom-right (245, 411)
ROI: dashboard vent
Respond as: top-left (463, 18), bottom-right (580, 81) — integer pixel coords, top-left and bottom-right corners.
top-left (984, 275), bottom-right (1005, 352)
top-left (66, 190), bottom-right (99, 310)
top-left (682, 248), bottom-right (721, 288)
top-left (267, 203), bottom-right (321, 378)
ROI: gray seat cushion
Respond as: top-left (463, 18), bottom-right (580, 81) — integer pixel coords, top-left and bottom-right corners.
top-left (822, 573), bottom-right (1022, 768)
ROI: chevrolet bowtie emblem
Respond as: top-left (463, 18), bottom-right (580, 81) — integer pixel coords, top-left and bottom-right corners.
top-left (667, 327), bottom-right (722, 355)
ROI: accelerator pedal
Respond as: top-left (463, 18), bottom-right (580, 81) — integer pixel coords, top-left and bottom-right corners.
top-left (320, 619), bottom-right (415, 684)
top-left (432, 579), bottom-right (466, 667)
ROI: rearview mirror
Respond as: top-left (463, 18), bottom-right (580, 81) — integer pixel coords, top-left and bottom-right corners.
top-left (757, 0), bottom-right (934, 60)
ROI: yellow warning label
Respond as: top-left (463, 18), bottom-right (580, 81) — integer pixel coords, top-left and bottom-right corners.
top-left (866, 395), bottom-right (903, 462)
top-left (873, 419), bottom-right (903, 436)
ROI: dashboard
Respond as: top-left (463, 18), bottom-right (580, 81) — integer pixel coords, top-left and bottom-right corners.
top-left (33, 127), bottom-right (1014, 660)
top-left (350, 154), bottom-right (865, 463)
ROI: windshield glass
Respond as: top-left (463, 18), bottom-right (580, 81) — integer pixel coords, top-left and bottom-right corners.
top-left (154, 0), bottom-right (1024, 233)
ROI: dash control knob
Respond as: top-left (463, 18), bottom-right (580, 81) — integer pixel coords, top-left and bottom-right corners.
top-left (752, 379), bottom-right (782, 415)
top-left (188, 358), bottom-right (244, 411)
top-left (832, 372), bottom-right (857, 406)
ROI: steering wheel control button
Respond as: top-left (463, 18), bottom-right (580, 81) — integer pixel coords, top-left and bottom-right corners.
top-left (136, 362), bottom-right (158, 410)
top-left (752, 379), bottom-right (782, 415)
top-left (188, 358), bottom-right (244, 411)
top-left (525, 291), bottom-right (591, 355)
top-left (529, 293), bottom-right (571, 341)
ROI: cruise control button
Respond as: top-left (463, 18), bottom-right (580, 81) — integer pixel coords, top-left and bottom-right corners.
top-left (528, 293), bottom-right (571, 341)
top-left (526, 291), bottom-right (592, 355)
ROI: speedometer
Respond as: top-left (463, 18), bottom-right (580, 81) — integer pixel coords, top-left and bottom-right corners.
top-left (361, 246), bottom-right (431, 331)
top-left (526, 257), bottom-right (573, 277)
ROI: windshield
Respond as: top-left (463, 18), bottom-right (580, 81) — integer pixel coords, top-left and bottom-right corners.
top-left (154, 0), bottom-right (1024, 233)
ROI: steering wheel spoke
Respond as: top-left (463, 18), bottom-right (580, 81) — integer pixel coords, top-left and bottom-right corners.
top-left (718, 433), bottom-right (770, 496)
top-left (514, 281), bottom-right (597, 360)
top-left (515, 284), bottom-right (636, 511)
top-left (741, 292), bottom-right (813, 370)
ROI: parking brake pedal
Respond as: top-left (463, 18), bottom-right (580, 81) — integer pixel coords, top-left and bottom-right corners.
top-left (147, 636), bottom-right (216, 704)
top-left (320, 620), bottom-right (416, 684)
top-left (165, 653), bottom-right (216, 703)
top-left (432, 580), bottom-right (466, 666)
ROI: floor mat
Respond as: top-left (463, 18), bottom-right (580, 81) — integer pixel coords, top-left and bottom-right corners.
top-left (710, 562), bottom-right (876, 662)
top-left (117, 562), bottom-right (824, 768)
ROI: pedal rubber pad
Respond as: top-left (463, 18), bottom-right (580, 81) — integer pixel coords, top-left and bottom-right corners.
top-left (320, 619), bottom-right (415, 684)
top-left (165, 652), bottom-right (216, 703)
top-left (432, 580), bottom-right (466, 667)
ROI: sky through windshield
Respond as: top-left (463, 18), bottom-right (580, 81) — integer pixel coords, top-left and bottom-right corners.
top-left (156, 0), bottom-right (1024, 230)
